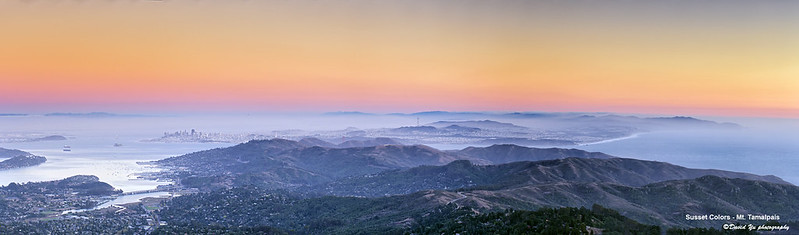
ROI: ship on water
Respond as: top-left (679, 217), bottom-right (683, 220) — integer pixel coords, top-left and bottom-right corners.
top-left (62, 145), bottom-right (71, 152)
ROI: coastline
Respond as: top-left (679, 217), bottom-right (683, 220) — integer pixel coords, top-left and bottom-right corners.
top-left (578, 133), bottom-right (642, 146)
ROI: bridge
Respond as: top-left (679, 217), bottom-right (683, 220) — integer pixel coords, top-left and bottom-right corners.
top-left (119, 188), bottom-right (169, 196)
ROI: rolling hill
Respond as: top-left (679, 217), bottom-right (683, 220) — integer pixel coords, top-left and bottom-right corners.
top-left (310, 157), bottom-right (788, 197)
top-left (150, 139), bottom-right (637, 190)
top-left (452, 175), bottom-right (799, 227)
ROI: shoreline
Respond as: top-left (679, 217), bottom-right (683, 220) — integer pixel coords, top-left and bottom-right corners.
top-left (578, 133), bottom-right (642, 146)
top-left (61, 191), bottom-right (172, 215)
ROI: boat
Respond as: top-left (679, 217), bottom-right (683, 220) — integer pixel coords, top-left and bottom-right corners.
top-left (63, 145), bottom-right (71, 151)
top-left (114, 143), bottom-right (123, 147)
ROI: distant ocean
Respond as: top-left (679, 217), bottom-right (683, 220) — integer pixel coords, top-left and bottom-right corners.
top-left (578, 119), bottom-right (799, 185)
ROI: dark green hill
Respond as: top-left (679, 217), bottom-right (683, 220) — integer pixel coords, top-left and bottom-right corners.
top-left (410, 205), bottom-right (661, 235)
top-left (152, 139), bottom-right (462, 189)
top-left (283, 144), bottom-right (459, 179)
top-left (156, 187), bottom-right (661, 234)
top-left (151, 139), bottom-right (618, 190)
top-left (154, 138), bottom-right (306, 170)
top-left (312, 157), bottom-right (789, 197)
top-left (452, 175), bottom-right (799, 227)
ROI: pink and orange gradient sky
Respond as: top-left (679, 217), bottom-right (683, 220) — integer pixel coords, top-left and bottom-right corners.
top-left (1, 1), bottom-right (797, 117)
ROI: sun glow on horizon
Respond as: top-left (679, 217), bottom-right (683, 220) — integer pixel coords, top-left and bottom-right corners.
top-left (0, 1), bottom-right (797, 118)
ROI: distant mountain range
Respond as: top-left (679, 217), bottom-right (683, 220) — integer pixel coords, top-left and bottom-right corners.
top-left (362, 114), bottom-right (738, 147)
top-left (328, 111), bottom-right (741, 128)
top-left (142, 112), bottom-right (741, 147)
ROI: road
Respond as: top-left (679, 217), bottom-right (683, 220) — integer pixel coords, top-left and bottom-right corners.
top-left (447, 192), bottom-right (467, 205)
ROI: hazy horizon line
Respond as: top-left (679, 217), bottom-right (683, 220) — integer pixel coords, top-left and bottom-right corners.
top-left (3, 110), bottom-right (797, 121)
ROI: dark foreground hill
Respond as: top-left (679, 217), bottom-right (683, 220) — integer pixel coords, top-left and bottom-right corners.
top-left (156, 180), bottom-right (793, 234)
top-left (155, 187), bottom-right (663, 235)
top-left (2, 174), bottom-right (786, 234)
top-left (446, 175), bottom-right (799, 227)
top-left (308, 157), bottom-right (794, 227)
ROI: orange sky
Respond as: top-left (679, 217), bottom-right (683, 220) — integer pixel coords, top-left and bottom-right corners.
top-left (0, 0), bottom-right (797, 117)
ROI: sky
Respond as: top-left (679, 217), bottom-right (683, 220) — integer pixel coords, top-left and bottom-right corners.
top-left (0, 0), bottom-right (797, 117)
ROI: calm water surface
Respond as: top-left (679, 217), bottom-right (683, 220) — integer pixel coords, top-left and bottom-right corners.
top-left (578, 120), bottom-right (799, 185)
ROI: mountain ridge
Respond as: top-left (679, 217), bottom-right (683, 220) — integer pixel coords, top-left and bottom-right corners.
top-left (311, 157), bottom-right (789, 197)
top-left (451, 175), bottom-right (799, 227)
top-left (150, 139), bottom-right (637, 190)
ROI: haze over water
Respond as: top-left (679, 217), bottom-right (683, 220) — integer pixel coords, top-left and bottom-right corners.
top-left (578, 118), bottom-right (799, 185)
top-left (0, 113), bottom-right (415, 191)
top-left (1, 114), bottom-right (797, 191)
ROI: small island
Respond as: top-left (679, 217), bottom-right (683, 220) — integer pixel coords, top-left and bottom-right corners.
top-left (28, 135), bottom-right (67, 142)
top-left (0, 155), bottom-right (47, 170)
top-left (0, 135), bottom-right (67, 143)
